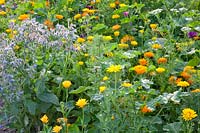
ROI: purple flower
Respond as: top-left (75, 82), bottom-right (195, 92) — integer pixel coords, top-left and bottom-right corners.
top-left (188, 31), bottom-right (198, 38)
top-left (123, 11), bottom-right (129, 17)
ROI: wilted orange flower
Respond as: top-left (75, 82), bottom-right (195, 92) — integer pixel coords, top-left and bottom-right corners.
top-left (133, 65), bottom-right (147, 75)
top-left (157, 57), bottom-right (167, 64)
top-left (181, 71), bottom-right (191, 79)
top-left (112, 24), bottom-right (121, 30)
top-left (139, 58), bottom-right (148, 66)
top-left (141, 105), bottom-right (152, 113)
top-left (144, 52), bottom-right (154, 58)
top-left (191, 89), bottom-right (200, 93)
top-left (121, 35), bottom-right (134, 43)
top-left (183, 66), bottom-right (196, 73)
top-left (55, 14), bottom-right (63, 20)
top-left (168, 76), bottom-right (177, 84)
top-left (18, 14), bottom-right (29, 21)
top-left (44, 19), bottom-right (54, 29)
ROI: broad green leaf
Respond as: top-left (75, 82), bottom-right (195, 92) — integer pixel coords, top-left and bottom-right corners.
top-left (187, 56), bottom-right (200, 66)
top-left (70, 86), bottom-right (88, 94)
top-left (163, 122), bottom-right (181, 133)
top-left (24, 100), bottom-right (37, 115)
top-left (68, 124), bottom-right (80, 133)
top-left (37, 92), bottom-right (59, 105)
top-left (92, 24), bottom-right (107, 33)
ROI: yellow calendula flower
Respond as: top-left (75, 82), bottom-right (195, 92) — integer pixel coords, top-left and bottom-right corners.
top-left (76, 98), bottom-right (88, 108)
top-left (131, 41), bottom-right (138, 46)
top-left (77, 37), bottom-right (85, 43)
top-left (55, 14), bottom-right (64, 20)
top-left (106, 65), bottom-right (122, 73)
top-left (119, 4), bottom-right (127, 7)
top-left (152, 44), bottom-right (162, 49)
top-left (118, 43), bottom-right (129, 49)
top-left (52, 125), bottom-right (62, 133)
top-left (182, 108), bottom-right (197, 121)
top-left (78, 61), bottom-right (84, 65)
top-left (177, 81), bottom-right (190, 87)
top-left (74, 14), bottom-right (82, 20)
top-left (84, 53), bottom-right (89, 57)
top-left (0, 11), bottom-right (6, 15)
top-left (87, 36), bottom-right (94, 41)
top-left (150, 24), bottom-right (157, 29)
top-left (102, 76), bottom-right (109, 81)
top-left (103, 36), bottom-right (112, 41)
top-left (122, 82), bottom-right (132, 87)
top-left (18, 14), bottom-right (29, 21)
top-left (0, 0), bottom-right (5, 5)
top-left (62, 80), bottom-right (72, 89)
top-left (14, 45), bottom-right (20, 51)
top-left (6, 29), bottom-right (12, 33)
top-left (40, 114), bottom-right (48, 124)
top-left (99, 86), bottom-right (106, 93)
top-left (139, 29), bottom-right (144, 34)
top-left (156, 67), bottom-right (165, 73)
top-left (114, 31), bottom-right (120, 37)
top-left (109, 3), bottom-right (116, 8)
top-left (104, 52), bottom-right (114, 57)
top-left (112, 14), bottom-right (120, 19)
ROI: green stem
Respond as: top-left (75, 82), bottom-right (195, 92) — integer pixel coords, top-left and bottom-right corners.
top-left (82, 108), bottom-right (85, 133)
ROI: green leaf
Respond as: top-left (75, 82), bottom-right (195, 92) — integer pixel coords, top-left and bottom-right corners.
top-left (24, 100), bottom-right (37, 115)
top-left (187, 56), bottom-right (200, 66)
top-left (37, 92), bottom-right (59, 105)
top-left (70, 86), bottom-right (88, 94)
top-left (163, 122), bottom-right (181, 133)
top-left (92, 24), bottom-right (107, 33)
top-left (68, 124), bottom-right (80, 133)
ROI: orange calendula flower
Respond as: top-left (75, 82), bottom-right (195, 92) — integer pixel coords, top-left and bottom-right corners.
top-left (139, 58), bottom-right (148, 66)
top-left (141, 105), bottom-right (152, 113)
top-left (40, 114), bottom-right (48, 124)
top-left (112, 24), bottom-right (121, 30)
top-left (157, 57), bottom-right (167, 64)
top-left (133, 65), bottom-right (147, 75)
top-left (18, 14), bottom-right (29, 21)
top-left (76, 99), bottom-right (88, 108)
top-left (168, 76), bottom-right (177, 84)
top-left (62, 80), bottom-right (72, 89)
top-left (177, 81), bottom-right (190, 87)
top-left (55, 14), bottom-right (64, 20)
top-left (181, 71), bottom-right (191, 79)
top-left (44, 19), bottom-right (54, 29)
top-left (182, 108), bottom-right (197, 121)
top-left (120, 35), bottom-right (134, 43)
top-left (144, 52), bottom-right (154, 58)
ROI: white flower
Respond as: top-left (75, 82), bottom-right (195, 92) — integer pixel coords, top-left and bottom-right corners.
top-left (170, 8), bottom-right (179, 13)
top-left (194, 26), bottom-right (200, 32)
top-left (179, 7), bottom-right (187, 12)
top-left (149, 9), bottom-right (163, 15)
top-left (185, 18), bottom-right (193, 21)
top-left (181, 27), bottom-right (191, 32)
